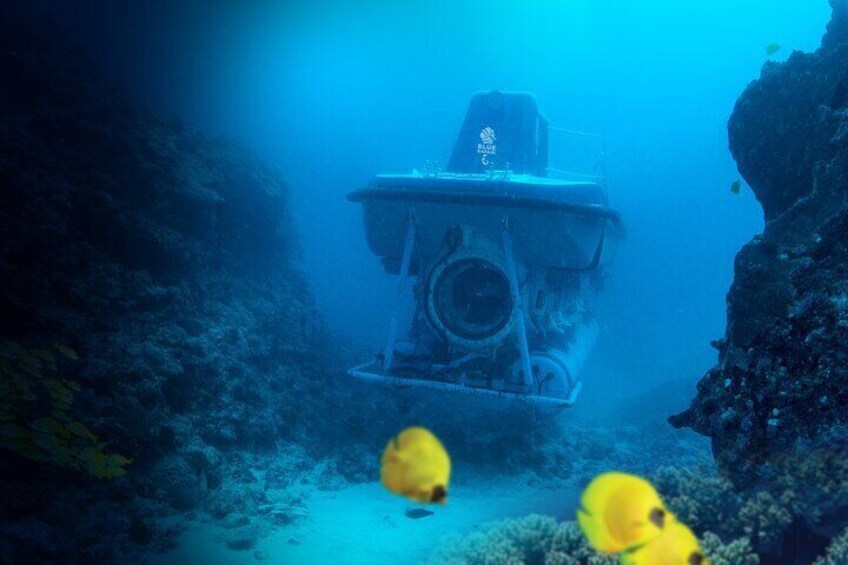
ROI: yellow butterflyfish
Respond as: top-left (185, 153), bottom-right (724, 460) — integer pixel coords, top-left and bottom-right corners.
top-left (380, 427), bottom-right (450, 504)
top-left (577, 472), bottom-right (670, 553)
top-left (621, 520), bottom-right (709, 565)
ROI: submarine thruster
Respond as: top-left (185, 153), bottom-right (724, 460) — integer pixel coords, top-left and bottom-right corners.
top-left (348, 91), bottom-right (623, 408)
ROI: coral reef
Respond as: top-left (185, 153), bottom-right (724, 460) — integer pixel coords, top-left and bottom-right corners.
top-left (652, 467), bottom-right (744, 539)
top-left (424, 515), bottom-right (617, 565)
top-left (425, 466), bottom-right (848, 564)
top-left (653, 466), bottom-right (800, 558)
top-left (422, 508), bottom-right (762, 565)
top-left (699, 533), bottom-right (759, 565)
top-left (655, 466), bottom-right (848, 563)
top-left (0, 8), bottom-right (335, 563)
top-left (670, 0), bottom-right (848, 548)
top-left (812, 527), bottom-right (848, 564)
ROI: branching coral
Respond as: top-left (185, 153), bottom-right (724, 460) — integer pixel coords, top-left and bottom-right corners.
top-left (545, 523), bottom-right (620, 565)
top-left (421, 466), bottom-right (848, 564)
top-left (423, 515), bottom-right (616, 565)
top-left (738, 491), bottom-right (793, 553)
top-left (813, 526), bottom-right (848, 564)
top-left (699, 533), bottom-right (759, 565)
top-left (0, 340), bottom-right (130, 479)
top-left (424, 512), bottom-right (763, 565)
top-left (771, 447), bottom-right (848, 537)
top-left (652, 466), bottom-right (800, 555)
top-left (652, 467), bottom-right (743, 536)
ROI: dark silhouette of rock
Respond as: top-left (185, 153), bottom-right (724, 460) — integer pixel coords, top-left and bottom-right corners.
top-left (0, 8), bottom-right (326, 563)
top-left (671, 0), bottom-right (848, 550)
top-left (825, 0), bottom-right (848, 50)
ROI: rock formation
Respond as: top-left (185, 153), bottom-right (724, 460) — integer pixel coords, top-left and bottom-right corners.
top-left (0, 9), bottom-right (329, 562)
top-left (671, 0), bottom-right (848, 548)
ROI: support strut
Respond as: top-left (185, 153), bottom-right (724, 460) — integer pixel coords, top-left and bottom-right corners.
top-left (502, 221), bottom-right (533, 390)
top-left (383, 212), bottom-right (416, 371)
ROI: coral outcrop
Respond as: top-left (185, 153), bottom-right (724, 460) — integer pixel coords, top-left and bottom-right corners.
top-left (813, 526), bottom-right (848, 564)
top-left (423, 508), bottom-right (762, 565)
top-left (0, 8), bottom-right (329, 563)
top-left (670, 0), bottom-right (848, 552)
top-left (427, 466), bottom-right (848, 564)
top-left (424, 515), bottom-right (618, 565)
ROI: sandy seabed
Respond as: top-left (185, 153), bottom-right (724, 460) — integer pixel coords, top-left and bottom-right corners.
top-left (157, 478), bottom-right (580, 564)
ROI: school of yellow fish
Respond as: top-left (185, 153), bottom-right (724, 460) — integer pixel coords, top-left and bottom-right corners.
top-left (378, 428), bottom-right (707, 563)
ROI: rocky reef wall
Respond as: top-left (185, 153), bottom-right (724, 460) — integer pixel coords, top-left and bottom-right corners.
top-left (671, 0), bottom-right (848, 551)
top-left (0, 10), bottom-right (334, 562)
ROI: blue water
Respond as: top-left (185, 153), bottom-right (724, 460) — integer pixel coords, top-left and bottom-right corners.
top-left (53, 0), bottom-right (828, 399)
top-left (23, 1), bottom-right (834, 562)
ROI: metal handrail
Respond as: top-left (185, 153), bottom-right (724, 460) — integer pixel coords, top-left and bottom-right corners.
top-left (546, 124), bottom-right (608, 201)
top-left (547, 126), bottom-right (604, 138)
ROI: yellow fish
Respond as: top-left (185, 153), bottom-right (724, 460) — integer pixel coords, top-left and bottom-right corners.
top-left (766, 43), bottom-right (781, 56)
top-left (577, 472), bottom-right (669, 553)
top-left (621, 521), bottom-right (709, 565)
top-left (380, 427), bottom-right (451, 504)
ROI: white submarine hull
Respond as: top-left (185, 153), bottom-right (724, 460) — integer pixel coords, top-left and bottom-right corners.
top-left (349, 173), bottom-right (620, 274)
top-left (346, 91), bottom-right (622, 408)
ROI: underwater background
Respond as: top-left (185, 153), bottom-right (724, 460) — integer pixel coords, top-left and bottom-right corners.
top-left (2, 0), bottom-right (848, 563)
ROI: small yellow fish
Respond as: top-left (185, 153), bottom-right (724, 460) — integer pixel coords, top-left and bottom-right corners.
top-left (731, 180), bottom-right (742, 194)
top-left (621, 521), bottom-right (709, 565)
top-left (766, 43), bottom-right (781, 56)
top-left (380, 427), bottom-right (450, 504)
top-left (577, 472), bottom-right (669, 553)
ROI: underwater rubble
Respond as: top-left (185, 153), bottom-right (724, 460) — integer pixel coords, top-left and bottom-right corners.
top-left (670, 0), bottom-right (848, 559)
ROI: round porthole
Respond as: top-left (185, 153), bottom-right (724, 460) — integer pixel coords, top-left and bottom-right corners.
top-left (428, 257), bottom-right (514, 347)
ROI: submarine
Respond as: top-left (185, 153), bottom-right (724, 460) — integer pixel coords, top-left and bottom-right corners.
top-left (348, 91), bottom-right (623, 407)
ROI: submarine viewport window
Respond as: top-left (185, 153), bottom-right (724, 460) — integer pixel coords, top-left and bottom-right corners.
top-left (433, 259), bottom-right (513, 340)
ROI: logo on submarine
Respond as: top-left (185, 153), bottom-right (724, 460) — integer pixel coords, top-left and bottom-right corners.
top-left (477, 126), bottom-right (496, 166)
